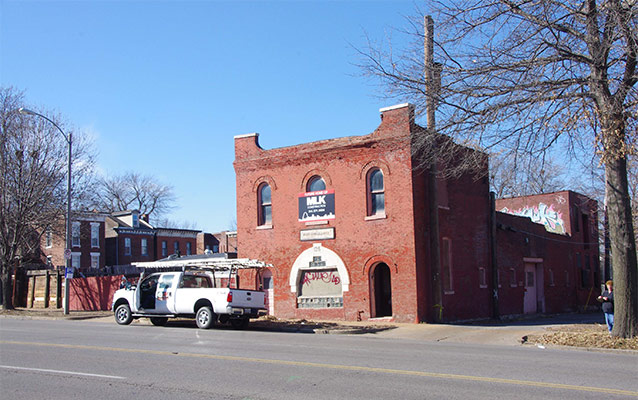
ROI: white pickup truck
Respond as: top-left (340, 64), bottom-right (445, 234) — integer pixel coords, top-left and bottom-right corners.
top-left (112, 257), bottom-right (269, 329)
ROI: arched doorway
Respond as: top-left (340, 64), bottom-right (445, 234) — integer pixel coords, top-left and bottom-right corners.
top-left (371, 263), bottom-right (392, 317)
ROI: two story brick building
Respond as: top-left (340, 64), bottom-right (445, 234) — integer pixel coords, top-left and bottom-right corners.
top-left (105, 210), bottom-right (201, 267)
top-left (41, 211), bottom-right (109, 271)
top-left (234, 103), bottom-right (599, 323)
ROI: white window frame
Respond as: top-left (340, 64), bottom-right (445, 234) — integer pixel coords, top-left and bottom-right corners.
top-left (141, 238), bottom-right (148, 256)
top-left (72, 222), bottom-right (81, 247)
top-left (124, 237), bottom-right (132, 256)
top-left (90, 223), bottom-right (100, 248)
top-left (71, 252), bottom-right (81, 269)
top-left (90, 252), bottom-right (100, 269)
top-left (366, 168), bottom-right (385, 218)
top-left (258, 183), bottom-right (272, 227)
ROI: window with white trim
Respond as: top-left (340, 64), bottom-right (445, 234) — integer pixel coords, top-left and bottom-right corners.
top-left (124, 238), bottom-right (131, 256)
top-left (258, 183), bottom-right (272, 226)
top-left (72, 222), bottom-right (81, 247)
top-left (141, 238), bottom-right (148, 256)
top-left (161, 241), bottom-right (168, 257)
top-left (71, 253), bottom-right (81, 269)
top-left (90, 253), bottom-right (100, 269)
top-left (367, 168), bottom-right (385, 217)
top-left (91, 223), bottom-right (100, 248)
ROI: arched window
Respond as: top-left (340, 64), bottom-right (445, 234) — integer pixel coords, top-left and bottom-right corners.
top-left (367, 168), bottom-right (385, 216)
top-left (258, 183), bottom-right (272, 226)
top-left (307, 175), bottom-right (326, 192)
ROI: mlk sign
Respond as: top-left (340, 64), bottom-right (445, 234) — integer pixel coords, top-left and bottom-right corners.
top-left (298, 190), bottom-right (335, 222)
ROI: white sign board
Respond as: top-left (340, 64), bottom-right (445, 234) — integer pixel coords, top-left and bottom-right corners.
top-left (300, 228), bottom-right (335, 241)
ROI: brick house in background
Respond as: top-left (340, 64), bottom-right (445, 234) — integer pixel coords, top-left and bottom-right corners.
top-left (41, 211), bottom-right (108, 271)
top-left (197, 231), bottom-right (238, 255)
top-left (155, 227), bottom-right (200, 259)
top-left (105, 210), bottom-right (156, 267)
top-left (233, 103), bottom-right (600, 323)
top-left (105, 210), bottom-right (201, 266)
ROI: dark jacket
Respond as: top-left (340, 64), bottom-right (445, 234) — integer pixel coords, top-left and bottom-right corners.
top-left (601, 290), bottom-right (614, 314)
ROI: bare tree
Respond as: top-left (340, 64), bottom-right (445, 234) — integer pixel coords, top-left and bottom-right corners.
top-left (360, 1), bottom-right (637, 337)
top-left (491, 151), bottom-right (567, 198)
top-left (93, 172), bottom-right (176, 220)
top-left (153, 217), bottom-right (198, 230)
top-left (0, 87), bottom-right (96, 308)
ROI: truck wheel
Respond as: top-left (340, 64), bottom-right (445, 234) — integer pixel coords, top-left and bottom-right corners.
top-left (196, 306), bottom-right (215, 329)
top-left (150, 317), bottom-right (168, 326)
top-left (115, 304), bottom-right (133, 325)
top-left (230, 318), bottom-right (249, 330)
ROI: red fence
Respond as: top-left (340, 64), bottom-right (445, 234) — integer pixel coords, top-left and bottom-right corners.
top-left (69, 276), bottom-right (122, 311)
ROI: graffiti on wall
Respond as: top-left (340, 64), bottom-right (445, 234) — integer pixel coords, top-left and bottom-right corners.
top-left (302, 271), bottom-right (341, 286)
top-left (501, 202), bottom-right (566, 234)
top-left (299, 269), bottom-right (342, 297)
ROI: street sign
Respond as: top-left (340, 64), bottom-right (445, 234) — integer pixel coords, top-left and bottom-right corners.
top-left (63, 249), bottom-right (72, 260)
top-left (65, 267), bottom-right (74, 279)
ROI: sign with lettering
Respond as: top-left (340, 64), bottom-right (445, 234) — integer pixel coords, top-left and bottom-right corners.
top-left (298, 190), bottom-right (335, 222)
top-left (300, 228), bottom-right (335, 241)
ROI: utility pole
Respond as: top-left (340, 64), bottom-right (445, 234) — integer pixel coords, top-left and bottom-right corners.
top-left (425, 15), bottom-right (443, 322)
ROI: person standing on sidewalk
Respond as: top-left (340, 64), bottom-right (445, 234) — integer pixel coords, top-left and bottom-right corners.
top-left (597, 280), bottom-right (614, 333)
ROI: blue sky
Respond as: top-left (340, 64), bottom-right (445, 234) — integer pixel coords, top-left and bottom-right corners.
top-left (1, 0), bottom-right (421, 232)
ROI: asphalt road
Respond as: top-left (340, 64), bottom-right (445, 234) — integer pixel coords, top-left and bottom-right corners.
top-left (1, 318), bottom-right (636, 400)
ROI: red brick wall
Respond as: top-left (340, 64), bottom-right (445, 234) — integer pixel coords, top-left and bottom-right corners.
top-left (41, 219), bottom-right (106, 270)
top-left (155, 236), bottom-right (197, 259)
top-left (234, 104), bottom-right (491, 323)
top-left (495, 208), bottom-right (600, 317)
top-left (116, 233), bottom-right (155, 265)
top-left (496, 191), bottom-right (600, 312)
top-left (437, 169), bottom-right (491, 321)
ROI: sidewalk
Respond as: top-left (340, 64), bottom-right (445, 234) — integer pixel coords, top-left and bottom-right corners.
top-left (0, 308), bottom-right (608, 347)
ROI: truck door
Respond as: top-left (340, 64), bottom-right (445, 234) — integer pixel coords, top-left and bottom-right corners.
top-left (154, 273), bottom-right (178, 313)
top-left (138, 273), bottom-right (160, 311)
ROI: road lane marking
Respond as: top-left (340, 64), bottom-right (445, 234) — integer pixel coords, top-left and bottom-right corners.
top-left (0, 365), bottom-right (125, 380)
top-left (2, 340), bottom-right (637, 397)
